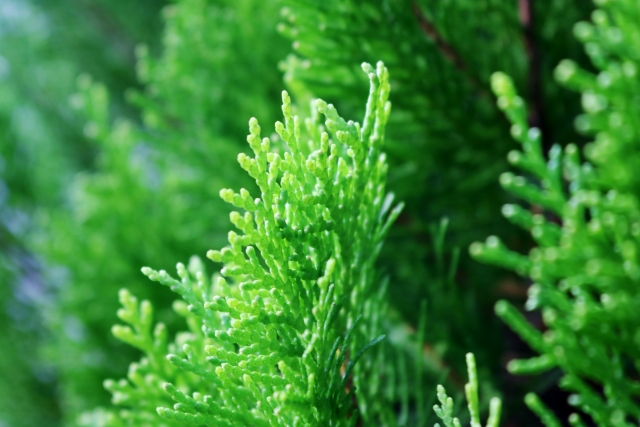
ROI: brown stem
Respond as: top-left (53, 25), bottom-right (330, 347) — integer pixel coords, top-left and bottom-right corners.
top-left (411, 2), bottom-right (467, 72)
top-left (411, 1), bottom-right (485, 94)
top-left (520, 0), bottom-right (549, 147)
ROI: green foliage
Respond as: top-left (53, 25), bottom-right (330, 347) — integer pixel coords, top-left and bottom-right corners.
top-left (0, 257), bottom-right (60, 427)
top-left (433, 354), bottom-right (501, 427)
top-left (277, 0), bottom-right (593, 249)
top-left (97, 62), bottom-right (408, 426)
top-left (133, 0), bottom-right (289, 143)
top-left (7, 0), bottom-right (640, 425)
top-left (277, 0), bottom-right (596, 381)
top-left (472, 1), bottom-right (640, 425)
top-left (279, 0), bottom-right (519, 296)
top-left (0, 1), bottom-right (165, 425)
top-left (34, 0), bottom-right (289, 420)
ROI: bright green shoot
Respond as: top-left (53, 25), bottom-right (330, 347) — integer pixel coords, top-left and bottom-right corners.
top-left (433, 353), bottom-right (501, 427)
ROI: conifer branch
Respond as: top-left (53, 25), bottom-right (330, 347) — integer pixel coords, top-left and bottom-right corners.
top-left (473, 1), bottom-right (640, 422)
top-left (100, 61), bottom-right (408, 426)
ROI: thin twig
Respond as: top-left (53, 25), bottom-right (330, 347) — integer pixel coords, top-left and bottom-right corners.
top-left (410, 1), bottom-right (485, 94)
top-left (520, 0), bottom-right (549, 146)
top-left (411, 2), bottom-right (467, 72)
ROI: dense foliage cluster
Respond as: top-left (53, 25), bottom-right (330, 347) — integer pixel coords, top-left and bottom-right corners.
top-left (2, 0), bottom-right (640, 426)
top-left (98, 62), bottom-right (403, 426)
top-left (472, 2), bottom-right (640, 424)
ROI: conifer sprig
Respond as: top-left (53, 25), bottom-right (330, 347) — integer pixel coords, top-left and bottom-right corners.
top-left (433, 353), bottom-right (502, 427)
top-left (102, 61), bottom-right (401, 426)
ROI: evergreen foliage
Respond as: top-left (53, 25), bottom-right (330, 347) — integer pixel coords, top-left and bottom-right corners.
top-left (472, 1), bottom-right (640, 425)
top-left (3, 0), bottom-right (640, 426)
top-left (433, 354), bottom-right (501, 427)
top-left (32, 0), bottom-right (288, 419)
top-left (92, 62), bottom-right (416, 426)
top-left (0, 1), bottom-right (165, 425)
top-left (277, 0), bottom-right (595, 381)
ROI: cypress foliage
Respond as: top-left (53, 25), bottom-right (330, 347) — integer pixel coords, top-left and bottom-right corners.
top-left (0, 1), bottom-right (165, 425)
top-left (472, 1), bottom-right (640, 425)
top-left (3, 0), bottom-right (640, 426)
top-left (89, 62), bottom-right (408, 426)
top-left (277, 0), bottom-right (594, 381)
top-left (32, 0), bottom-right (288, 420)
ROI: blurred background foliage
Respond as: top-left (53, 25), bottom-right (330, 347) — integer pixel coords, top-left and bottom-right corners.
top-left (0, 0), bottom-right (598, 426)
